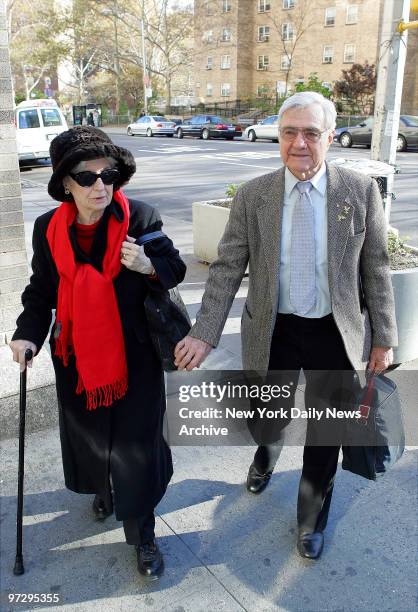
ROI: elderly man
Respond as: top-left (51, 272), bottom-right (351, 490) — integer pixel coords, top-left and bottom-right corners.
top-left (174, 92), bottom-right (397, 559)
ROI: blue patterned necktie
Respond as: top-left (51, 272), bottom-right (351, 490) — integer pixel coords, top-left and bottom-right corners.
top-left (289, 181), bottom-right (316, 315)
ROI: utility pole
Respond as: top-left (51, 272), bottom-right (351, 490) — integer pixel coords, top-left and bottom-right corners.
top-left (141, 19), bottom-right (148, 115)
top-left (371, 0), bottom-right (410, 223)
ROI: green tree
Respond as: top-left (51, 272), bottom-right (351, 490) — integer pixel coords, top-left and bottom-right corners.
top-left (295, 73), bottom-right (332, 98)
top-left (7, 0), bottom-right (68, 100)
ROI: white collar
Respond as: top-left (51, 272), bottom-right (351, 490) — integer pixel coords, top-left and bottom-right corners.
top-left (285, 162), bottom-right (327, 197)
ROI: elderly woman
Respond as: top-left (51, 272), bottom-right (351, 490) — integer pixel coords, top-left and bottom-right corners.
top-left (9, 126), bottom-right (186, 578)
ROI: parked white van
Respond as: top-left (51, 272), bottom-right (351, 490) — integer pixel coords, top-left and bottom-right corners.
top-left (15, 99), bottom-right (68, 162)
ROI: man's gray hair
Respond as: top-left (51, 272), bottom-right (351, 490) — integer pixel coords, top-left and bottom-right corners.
top-left (278, 92), bottom-right (337, 130)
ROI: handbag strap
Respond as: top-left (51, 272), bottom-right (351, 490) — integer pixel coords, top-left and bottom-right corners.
top-left (136, 230), bottom-right (166, 246)
top-left (358, 375), bottom-right (375, 425)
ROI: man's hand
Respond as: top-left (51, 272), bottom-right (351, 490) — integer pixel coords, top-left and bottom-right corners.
top-left (367, 346), bottom-right (393, 375)
top-left (120, 235), bottom-right (155, 275)
top-left (174, 336), bottom-right (212, 371)
top-left (9, 339), bottom-right (37, 372)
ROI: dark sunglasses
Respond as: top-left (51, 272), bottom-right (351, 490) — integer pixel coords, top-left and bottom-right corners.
top-left (69, 168), bottom-right (120, 187)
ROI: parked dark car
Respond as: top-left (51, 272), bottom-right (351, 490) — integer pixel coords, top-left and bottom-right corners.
top-left (175, 115), bottom-right (242, 140)
top-left (334, 115), bottom-right (418, 152)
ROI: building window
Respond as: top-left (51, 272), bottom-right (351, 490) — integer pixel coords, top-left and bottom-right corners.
top-left (256, 84), bottom-right (269, 96)
top-left (206, 56), bottom-right (213, 70)
top-left (325, 7), bottom-right (336, 26)
top-left (206, 83), bottom-right (213, 96)
top-left (258, 0), bottom-right (271, 12)
top-left (258, 25), bottom-right (270, 42)
top-left (281, 54), bottom-right (292, 69)
top-left (323, 45), bottom-right (334, 63)
top-left (222, 0), bottom-right (231, 13)
top-left (203, 30), bottom-right (213, 43)
top-left (257, 55), bottom-right (269, 70)
top-left (220, 55), bottom-right (231, 69)
top-left (283, 0), bottom-right (295, 9)
top-left (276, 80), bottom-right (286, 96)
top-left (221, 28), bottom-right (231, 42)
top-left (205, 1), bottom-right (214, 16)
top-left (221, 83), bottom-right (231, 96)
top-left (346, 5), bottom-right (358, 24)
top-left (282, 23), bottom-right (294, 41)
top-left (344, 43), bottom-right (356, 62)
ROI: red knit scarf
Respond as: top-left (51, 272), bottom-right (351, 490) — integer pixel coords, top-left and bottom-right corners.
top-left (46, 190), bottom-right (129, 410)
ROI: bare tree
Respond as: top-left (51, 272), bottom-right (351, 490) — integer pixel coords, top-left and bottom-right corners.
top-left (268, 0), bottom-right (316, 96)
top-left (138, 0), bottom-right (194, 107)
top-left (54, 0), bottom-right (105, 105)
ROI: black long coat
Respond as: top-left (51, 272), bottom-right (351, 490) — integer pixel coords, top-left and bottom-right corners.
top-left (13, 197), bottom-right (186, 521)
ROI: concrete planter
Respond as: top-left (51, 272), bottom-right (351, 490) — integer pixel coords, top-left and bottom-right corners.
top-left (391, 266), bottom-right (418, 364)
top-left (192, 199), bottom-right (231, 264)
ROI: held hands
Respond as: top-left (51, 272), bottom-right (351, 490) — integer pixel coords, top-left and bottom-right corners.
top-left (120, 235), bottom-right (155, 275)
top-left (9, 339), bottom-right (37, 372)
top-left (174, 336), bottom-right (212, 371)
top-left (367, 346), bottom-right (393, 375)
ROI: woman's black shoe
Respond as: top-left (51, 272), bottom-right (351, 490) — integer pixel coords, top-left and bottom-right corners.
top-left (92, 495), bottom-right (112, 521)
top-left (297, 531), bottom-right (324, 559)
top-left (136, 540), bottom-right (164, 579)
top-left (246, 463), bottom-right (272, 494)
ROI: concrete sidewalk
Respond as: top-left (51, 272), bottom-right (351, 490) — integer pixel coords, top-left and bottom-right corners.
top-left (0, 184), bottom-right (417, 611)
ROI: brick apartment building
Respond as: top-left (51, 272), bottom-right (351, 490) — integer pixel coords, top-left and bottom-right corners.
top-left (193, 0), bottom-right (417, 113)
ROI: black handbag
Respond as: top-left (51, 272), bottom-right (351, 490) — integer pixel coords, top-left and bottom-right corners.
top-left (342, 373), bottom-right (405, 480)
top-left (137, 231), bottom-right (191, 371)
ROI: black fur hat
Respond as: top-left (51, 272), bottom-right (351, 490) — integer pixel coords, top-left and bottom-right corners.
top-left (47, 126), bottom-right (136, 202)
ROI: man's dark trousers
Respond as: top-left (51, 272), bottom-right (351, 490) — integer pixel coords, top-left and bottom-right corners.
top-left (253, 312), bottom-right (354, 533)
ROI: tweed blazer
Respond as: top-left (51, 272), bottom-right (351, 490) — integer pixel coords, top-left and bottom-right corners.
top-left (190, 163), bottom-right (398, 371)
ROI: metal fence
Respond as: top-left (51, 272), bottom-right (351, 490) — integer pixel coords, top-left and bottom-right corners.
top-left (72, 108), bottom-right (371, 130)
top-left (102, 114), bottom-right (132, 126)
top-left (336, 115), bottom-right (369, 128)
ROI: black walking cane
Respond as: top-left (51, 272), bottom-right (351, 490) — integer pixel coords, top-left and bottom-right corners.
top-left (13, 348), bottom-right (33, 576)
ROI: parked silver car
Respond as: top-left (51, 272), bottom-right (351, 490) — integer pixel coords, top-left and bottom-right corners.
top-left (127, 115), bottom-right (176, 137)
top-left (244, 115), bottom-right (279, 142)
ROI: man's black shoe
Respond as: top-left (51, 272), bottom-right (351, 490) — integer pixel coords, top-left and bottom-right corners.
top-left (246, 462), bottom-right (272, 494)
top-left (92, 495), bottom-right (112, 521)
top-left (136, 540), bottom-right (164, 579)
top-left (297, 531), bottom-right (324, 559)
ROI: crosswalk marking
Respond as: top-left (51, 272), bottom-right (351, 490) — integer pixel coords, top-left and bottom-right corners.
top-left (137, 146), bottom-right (217, 154)
top-left (199, 151), bottom-right (280, 160)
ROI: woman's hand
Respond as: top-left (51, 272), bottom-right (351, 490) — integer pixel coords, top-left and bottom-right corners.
top-left (9, 339), bottom-right (37, 372)
top-left (120, 235), bottom-right (155, 275)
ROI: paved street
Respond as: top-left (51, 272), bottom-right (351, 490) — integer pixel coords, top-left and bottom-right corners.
top-left (1, 130), bottom-right (416, 612)
top-left (19, 133), bottom-right (418, 246)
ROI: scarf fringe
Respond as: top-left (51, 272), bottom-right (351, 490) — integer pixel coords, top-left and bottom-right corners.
top-left (76, 376), bottom-right (128, 410)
